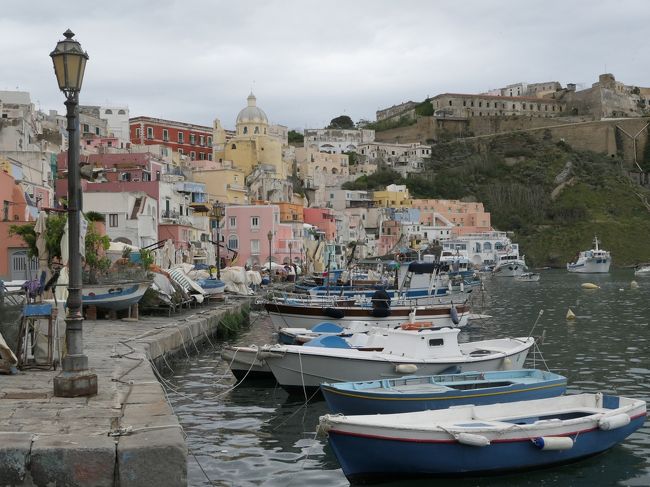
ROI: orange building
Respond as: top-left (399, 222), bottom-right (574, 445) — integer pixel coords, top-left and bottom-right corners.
top-left (0, 170), bottom-right (34, 280)
top-left (411, 198), bottom-right (491, 235)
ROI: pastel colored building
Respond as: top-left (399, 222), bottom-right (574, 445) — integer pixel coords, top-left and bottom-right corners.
top-left (372, 184), bottom-right (412, 208)
top-left (411, 199), bottom-right (491, 235)
top-left (130, 116), bottom-right (213, 162)
top-left (303, 207), bottom-right (336, 242)
top-left (192, 166), bottom-right (248, 205)
top-left (0, 169), bottom-right (34, 280)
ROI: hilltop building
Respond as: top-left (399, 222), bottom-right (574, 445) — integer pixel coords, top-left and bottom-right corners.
top-left (130, 116), bottom-right (214, 162)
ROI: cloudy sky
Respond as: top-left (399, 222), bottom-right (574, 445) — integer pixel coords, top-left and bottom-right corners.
top-left (2, 1), bottom-right (649, 130)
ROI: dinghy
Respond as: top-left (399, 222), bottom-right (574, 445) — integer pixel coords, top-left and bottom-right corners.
top-left (319, 393), bottom-right (646, 483)
top-left (321, 369), bottom-right (567, 415)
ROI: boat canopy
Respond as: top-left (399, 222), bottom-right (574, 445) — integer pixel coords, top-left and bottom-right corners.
top-left (407, 261), bottom-right (439, 274)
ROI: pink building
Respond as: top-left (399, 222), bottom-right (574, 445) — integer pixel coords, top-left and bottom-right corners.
top-left (223, 204), bottom-right (296, 268)
top-left (377, 219), bottom-right (402, 256)
top-left (303, 207), bottom-right (336, 242)
top-left (411, 199), bottom-right (491, 235)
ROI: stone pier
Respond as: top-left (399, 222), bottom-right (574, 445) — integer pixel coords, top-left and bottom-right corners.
top-left (0, 299), bottom-right (251, 486)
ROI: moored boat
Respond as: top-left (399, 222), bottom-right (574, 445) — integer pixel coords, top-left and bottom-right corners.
top-left (260, 327), bottom-right (535, 393)
top-left (319, 393), bottom-right (646, 483)
top-left (515, 272), bottom-right (541, 282)
top-left (567, 236), bottom-right (611, 274)
top-left (634, 263), bottom-right (650, 276)
top-left (321, 369), bottom-right (567, 415)
top-left (82, 281), bottom-right (149, 310)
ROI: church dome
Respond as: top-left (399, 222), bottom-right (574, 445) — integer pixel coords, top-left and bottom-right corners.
top-left (236, 92), bottom-right (268, 125)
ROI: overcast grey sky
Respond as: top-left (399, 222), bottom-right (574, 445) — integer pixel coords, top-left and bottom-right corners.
top-left (2, 1), bottom-right (649, 130)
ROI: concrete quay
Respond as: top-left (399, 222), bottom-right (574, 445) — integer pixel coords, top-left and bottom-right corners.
top-left (0, 298), bottom-right (251, 487)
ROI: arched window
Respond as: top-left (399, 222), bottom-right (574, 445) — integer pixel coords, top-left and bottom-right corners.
top-left (231, 144), bottom-right (237, 150)
top-left (228, 235), bottom-right (239, 249)
top-left (483, 242), bottom-right (492, 251)
top-left (243, 126), bottom-right (248, 134)
top-left (118, 110), bottom-right (126, 115)
top-left (332, 167), bottom-right (338, 174)
top-left (104, 109), bottom-right (113, 114)
top-left (264, 128), bottom-right (267, 134)
top-left (254, 126), bottom-right (259, 134)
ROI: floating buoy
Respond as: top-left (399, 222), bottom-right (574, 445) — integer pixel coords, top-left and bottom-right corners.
top-left (599, 413), bottom-right (630, 431)
top-left (395, 364), bottom-right (418, 374)
top-left (581, 283), bottom-right (600, 290)
top-left (532, 436), bottom-right (574, 450)
top-left (455, 433), bottom-right (490, 447)
top-left (631, 280), bottom-right (639, 289)
top-left (566, 308), bottom-right (576, 320)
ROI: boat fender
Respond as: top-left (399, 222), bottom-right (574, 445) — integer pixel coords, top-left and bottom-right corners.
top-left (455, 433), bottom-right (490, 447)
top-left (450, 306), bottom-right (460, 325)
top-left (531, 436), bottom-right (574, 450)
top-left (566, 308), bottom-right (576, 321)
top-left (395, 364), bottom-right (418, 374)
top-left (598, 413), bottom-right (630, 430)
top-left (323, 307), bottom-right (345, 319)
top-left (502, 357), bottom-right (513, 370)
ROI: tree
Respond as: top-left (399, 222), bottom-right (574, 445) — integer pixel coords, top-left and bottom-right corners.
top-left (328, 115), bottom-right (354, 129)
top-left (288, 130), bottom-right (304, 144)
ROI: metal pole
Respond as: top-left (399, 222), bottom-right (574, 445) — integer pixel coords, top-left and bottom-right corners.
top-left (53, 92), bottom-right (97, 397)
top-left (216, 218), bottom-right (221, 279)
top-left (268, 235), bottom-right (272, 279)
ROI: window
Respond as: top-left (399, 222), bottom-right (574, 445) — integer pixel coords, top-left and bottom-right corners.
top-left (243, 127), bottom-right (248, 134)
top-left (163, 129), bottom-right (169, 141)
top-left (228, 235), bottom-right (239, 249)
top-left (83, 124), bottom-right (90, 133)
top-left (208, 154), bottom-right (213, 161)
top-left (207, 136), bottom-right (212, 146)
top-left (231, 144), bottom-right (237, 149)
top-left (199, 135), bottom-right (205, 146)
top-left (199, 153), bottom-right (205, 160)
top-left (254, 126), bottom-right (259, 134)
top-left (135, 128), bottom-right (141, 138)
top-left (251, 216), bottom-right (260, 228)
top-left (118, 109), bottom-right (126, 115)
top-left (178, 148), bottom-right (184, 155)
top-left (251, 239), bottom-right (260, 254)
top-left (105, 109), bottom-right (113, 114)
top-left (448, 100), bottom-right (452, 106)
top-left (190, 151), bottom-right (196, 160)
top-left (229, 216), bottom-right (236, 228)
top-left (146, 127), bottom-right (153, 139)
top-left (109, 214), bottom-right (118, 227)
top-left (190, 134), bottom-right (196, 145)
top-left (178, 132), bottom-right (184, 143)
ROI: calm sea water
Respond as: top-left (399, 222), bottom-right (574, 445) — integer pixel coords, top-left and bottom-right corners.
top-left (165, 270), bottom-right (650, 487)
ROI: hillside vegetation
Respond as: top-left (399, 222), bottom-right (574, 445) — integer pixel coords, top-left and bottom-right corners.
top-left (344, 133), bottom-right (650, 267)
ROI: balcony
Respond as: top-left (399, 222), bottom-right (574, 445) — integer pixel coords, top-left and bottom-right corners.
top-left (226, 183), bottom-right (247, 193)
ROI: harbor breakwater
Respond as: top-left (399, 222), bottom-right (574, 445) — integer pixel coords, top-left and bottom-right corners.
top-left (0, 298), bottom-right (251, 487)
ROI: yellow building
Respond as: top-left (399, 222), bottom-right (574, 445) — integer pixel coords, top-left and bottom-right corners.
top-left (372, 184), bottom-right (412, 208)
top-left (192, 166), bottom-right (248, 205)
top-left (212, 93), bottom-right (287, 179)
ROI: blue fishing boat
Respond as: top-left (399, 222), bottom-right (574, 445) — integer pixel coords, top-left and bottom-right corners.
top-left (82, 281), bottom-right (149, 310)
top-left (319, 393), bottom-right (646, 483)
top-left (321, 369), bottom-right (567, 415)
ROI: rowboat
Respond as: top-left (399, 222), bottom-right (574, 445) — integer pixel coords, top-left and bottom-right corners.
top-left (82, 281), bottom-right (149, 310)
top-left (321, 369), bottom-right (567, 415)
top-left (260, 327), bottom-right (535, 393)
top-left (319, 393), bottom-right (646, 483)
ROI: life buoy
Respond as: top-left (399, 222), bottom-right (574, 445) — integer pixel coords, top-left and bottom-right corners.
top-left (401, 321), bottom-right (434, 330)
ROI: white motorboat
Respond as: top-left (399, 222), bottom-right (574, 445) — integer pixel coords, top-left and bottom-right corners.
top-left (567, 236), bottom-right (611, 273)
top-left (634, 264), bottom-right (650, 276)
top-left (515, 272), bottom-right (540, 282)
top-left (492, 252), bottom-right (526, 277)
top-left (259, 327), bottom-right (535, 392)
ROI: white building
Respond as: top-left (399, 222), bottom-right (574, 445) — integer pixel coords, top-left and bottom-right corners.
top-left (100, 106), bottom-right (130, 148)
top-left (304, 128), bottom-right (375, 154)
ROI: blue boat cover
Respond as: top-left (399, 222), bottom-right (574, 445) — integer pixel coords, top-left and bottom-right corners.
top-left (311, 322), bottom-right (345, 333)
top-left (304, 335), bottom-right (351, 349)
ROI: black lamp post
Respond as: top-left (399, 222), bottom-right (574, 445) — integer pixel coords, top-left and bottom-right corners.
top-left (288, 240), bottom-right (293, 265)
top-left (51, 30), bottom-right (97, 397)
top-left (212, 201), bottom-right (224, 279)
top-left (267, 230), bottom-right (273, 279)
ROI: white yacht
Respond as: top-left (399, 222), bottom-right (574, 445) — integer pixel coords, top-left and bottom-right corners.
top-left (567, 236), bottom-right (611, 273)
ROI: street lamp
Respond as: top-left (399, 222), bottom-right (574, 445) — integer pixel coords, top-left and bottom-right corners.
top-left (267, 230), bottom-right (273, 280)
top-left (212, 201), bottom-right (224, 279)
top-left (288, 240), bottom-right (293, 266)
top-left (50, 30), bottom-right (97, 397)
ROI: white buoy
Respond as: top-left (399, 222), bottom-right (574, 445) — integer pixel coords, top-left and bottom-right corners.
top-left (532, 436), bottom-right (574, 450)
top-left (455, 433), bottom-right (490, 447)
top-left (566, 308), bottom-right (576, 320)
top-left (631, 280), bottom-right (639, 289)
top-left (581, 283), bottom-right (600, 290)
top-left (599, 413), bottom-right (631, 430)
top-left (395, 364), bottom-right (418, 374)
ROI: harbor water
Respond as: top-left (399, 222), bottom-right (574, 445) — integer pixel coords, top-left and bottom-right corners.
top-left (165, 270), bottom-right (650, 486)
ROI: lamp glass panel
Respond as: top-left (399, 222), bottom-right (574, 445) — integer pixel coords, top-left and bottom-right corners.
top-left (52, 55), bottom-right (67, 90)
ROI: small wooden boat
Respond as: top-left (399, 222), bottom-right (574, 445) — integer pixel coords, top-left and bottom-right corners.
top-left (82, 281), bottom-right (149, 311)
top-left (319, 393), bottom-right (646, 483)
top-left (321, 369), bottom-right (567, 415)
top-left (515, 272), bottom-right (541, 282)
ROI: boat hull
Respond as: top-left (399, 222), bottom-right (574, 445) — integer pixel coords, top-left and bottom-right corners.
top-left (221, 346), bottom-right (274, 380)
top-left (82, 282), bottom-right (149, 310)
top-left (264, 302), bottom-right (470, 330)
top-left (328, 416), bottom-right (645, 482)
top-left (321, 370), bottom-right (567, 415)
top-left (567, 260), bottom-right (611, 273)
top-left (493, 261), bottom-right (526, 277)
top-left (263, 340), bottom-right (532, 392)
